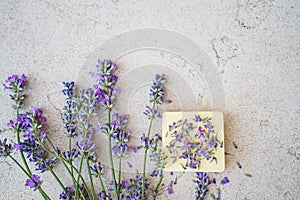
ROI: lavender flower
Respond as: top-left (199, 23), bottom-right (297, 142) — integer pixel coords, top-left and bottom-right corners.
top-left (143, 106), bottom-right (161, 119)
top-left (194, 172), bottom-right (211, 200)
top-left (112, 143), bottom-right (128, 157)
top-left (98, 191), bottom-right (112, 200)
top-left (25, 174), bottom-right (42, 191)
top-left (35, 156), bottom-right (57, 173)
top-left (59, 186), bottom-right (75, 200)
top-left (149, 74), bottom-right (166, 104)
top-left (90, 161), bottom-right (104, 177)
top-left (0, 139), bottom-right (13, 157)
top-left (62, 149), bottom-right (79, 163)
top-left (62, 82), bottom-right (78, 138)
top-left (3, 74), bottom-right (27, 109)
top-left (59, 185), bottom-right (89, 200)
top-left (75, 89), bottom-right (97, 159)
top-left (121, 175), bottom-right (149, 200)
top-left (92, 59), bottom-right (119, 109)
top-left (236, 162), bottom-right (242, 169)
top-left (62, 82), bottom-right (75, 99)
top-left (140, 133), bottom-right (151, 148)
top-left (167, 182), bottom-right (173, 195)
top-left (220, 177), bottom-right (229, 185)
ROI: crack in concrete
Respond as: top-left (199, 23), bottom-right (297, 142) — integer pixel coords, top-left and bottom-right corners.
top-left (287, 147), bottom-right (300, 160)
top-left (47, 94), bottom-right (61, 112)
top-left (0, 128), bottom-right (9, 134)
top-left (235, 0), bottom-right (273, 29)
top-left (211, 37), bottom-right (238, 74)
top-left (211, 38), bottom-right (221, 66)
top-left (0, 160), bottom-right (11, 167)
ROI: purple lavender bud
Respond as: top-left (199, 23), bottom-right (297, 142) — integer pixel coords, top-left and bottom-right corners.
top-left (143, 106), bottom-right (161, 119)
top-left (233, 142), bottom-right (238, 149)
top-left (36, 157), bottom-right (57, 173)
top-left (62, 149), bottom-right (79, 162)
top-left (3, 74), bottom-right (27, 109)
top-left (237, 162), bottom-right (242, 169)
top-left (7, 120), bottom-right (14, 128)
top-left (59, 186), bottom-right (75, 199)
top-left (92, 59), bottom-right (119, 109)
top-left (25, 174), bottom-right (42, 191)
top-left (221, 177), bottom-right (230, 185)
top-left (167, 182), bottom-right (173, 195)
top-left (0, 139), bottom-right (13, 157)
top-left (194, 115), bottom-right (202, 122)
top-left (149, 74), bottom-right (166, 105)
top-left (90, 162), bottom-right (104, 177)
top-left (62, 81), bottom-right (75, 99)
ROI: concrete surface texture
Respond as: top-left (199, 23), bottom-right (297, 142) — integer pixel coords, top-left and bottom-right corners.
top-left (0, 0), bottom-right (299, 199)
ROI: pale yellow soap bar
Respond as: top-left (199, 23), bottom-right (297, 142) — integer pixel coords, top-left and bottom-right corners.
top-left (162, 111), bottom-right (225, 172)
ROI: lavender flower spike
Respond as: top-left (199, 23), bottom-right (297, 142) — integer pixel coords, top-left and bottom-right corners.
top-left (92, 59), bottom-right (119, 109)
top-left (3, 74), bottom-right (27, 109)
top-left (0, 139), bottom-right (13, 157)
top-left (149, 74), bottom-right (166, 104)
top-left (25, 174), bottom-right (42, 191)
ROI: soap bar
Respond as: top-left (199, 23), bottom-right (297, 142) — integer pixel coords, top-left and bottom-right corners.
top-left (162, 111), bottom-right (225, 172)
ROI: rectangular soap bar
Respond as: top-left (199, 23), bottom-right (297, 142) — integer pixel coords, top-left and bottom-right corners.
top-left (162, 111), bottom-right (225, 172)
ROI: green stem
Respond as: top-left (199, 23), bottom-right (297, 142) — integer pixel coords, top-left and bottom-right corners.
top-left (9, 155), bottom-right (51, 200)
top-left (154, 168), bottom-right (164, 199)
top-left (118, 157), bottom-right (122, 192)
top-left (86, 158), bottom-right (96, 199)
top-left (75, 154), bottom-right (84, 198)
top-left (50, 168), bottom-right (66, 192)
top-left (108, 109), bottom-right (119, 200)
top-left (69, 136), bottom-right (74, 177)
top-left (60, 158), bottom-right (87, 199)
top-left (16, 108), bottom-right (32, 175)
top-left (43, 137), bottom-right (90, 199)
top-left (141, 102), bottom-right (156, 199)
top-left (98, 176), bottom-right (107, 196)
top-left (46, 136), bottom-right (55, 150)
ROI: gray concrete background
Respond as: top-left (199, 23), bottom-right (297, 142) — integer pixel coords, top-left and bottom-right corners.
top-left (0, 0), bottom-right (299, 199)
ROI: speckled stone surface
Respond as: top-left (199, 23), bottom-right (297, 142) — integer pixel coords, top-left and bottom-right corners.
top-left (0, 0), bottom-right (299, 199)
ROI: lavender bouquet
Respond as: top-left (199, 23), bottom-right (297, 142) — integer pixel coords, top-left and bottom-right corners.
top-left (0, 59), bottom-right (236, 200)
top-left (0, 60), bottom-right (176, 200)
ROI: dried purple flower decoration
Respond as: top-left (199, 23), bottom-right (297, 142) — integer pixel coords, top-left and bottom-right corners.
top-left (167, 182), bottom-right (173, 194)
top-left (232, 142), bottom-right (238, 149)
top-left (221, 177), bottom-right (230, 185)
top-left (166, 116), bottom-right (222, 170)
top-left (236, 162), bottom-right (242, 169)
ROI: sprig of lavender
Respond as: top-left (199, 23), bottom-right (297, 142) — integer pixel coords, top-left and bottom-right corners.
top-left (194, 172), bottom-right (215, 200)
top-left (2, 75), bottom-right (51, 200)
top-left (3, 74), bottom-right (27, 109)
top-left (62, 81), bottom-right (78, 184)
top-left (141, 74), bottom-right (166, 199)
top-left (93, 59), bottom-right (120, 200)
top-left (74, 88), bottom-right (97, 199)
